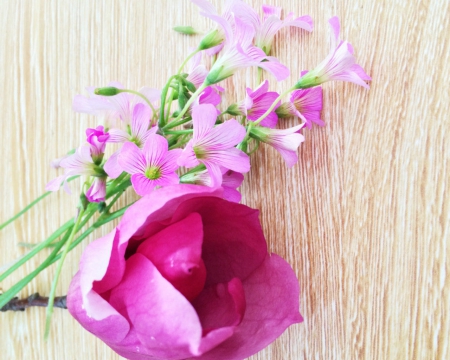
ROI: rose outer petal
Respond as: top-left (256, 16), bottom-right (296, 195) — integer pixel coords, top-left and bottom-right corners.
top-left (108, 253), bottom-right (203, 359)
top-left (191, 254), bottom-right (303, 360)
top-left (170, 197), bottom-right (268, 286)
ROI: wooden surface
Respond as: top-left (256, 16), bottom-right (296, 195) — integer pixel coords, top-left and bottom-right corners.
top-left (1, 0), bottom-right (449, 359)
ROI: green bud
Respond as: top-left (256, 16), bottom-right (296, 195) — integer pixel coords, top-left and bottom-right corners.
top-left (294, 71), bottom-right (320, 89)
top-left (173, 26), bottom-right (198, 35)
top-left (79, 193), bottom-right (89, 210)
top-left (226, 104), bottom-right (243, 116)
top-left (184, 79), bottom-right (197, 93)
top-left (97, 202), bottom-right (107, 213)
top-left (178, 82), bottom-right (188, 109)
top-left (275, 103), bottom-right (293, 118)
top-left (198, 29), bottom-right (224, 51)
top-left (94, 87), bottom-right (121, 96)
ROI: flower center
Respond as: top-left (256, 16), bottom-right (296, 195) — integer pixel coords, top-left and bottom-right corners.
top-left (145, 166), bottom-right (161, 180)
top-left (193, 146), bottom-right (206, 159)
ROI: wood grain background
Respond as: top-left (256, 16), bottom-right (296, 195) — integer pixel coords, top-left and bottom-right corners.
top-left (1, 0), bottom-right (449, 359)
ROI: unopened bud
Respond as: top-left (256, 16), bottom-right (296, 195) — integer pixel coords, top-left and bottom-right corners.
top-left (94, 87), bottom-right (120, 96)
top-left (173, 26), bottom-right (198, 35)
top-left (198, 29), bottom-right (224, 51)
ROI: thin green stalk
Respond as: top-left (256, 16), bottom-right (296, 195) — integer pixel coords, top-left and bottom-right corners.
top-left (0, 219), bottom-right (74, 282)
top-left (177, 49), bottom-right (199, 74)
top-left (171, 83), bottom-right (207, 124)
top-left (0, 176), bottom-right (79, 231)
top-left (159, 75), bottom-right (178, 129)
top-left (45, 207), bottom-right (86, 338)
top-left (164, 129), bottom-right (193, 135)
top-left (0, 226), bottom-right (73, 309)
top-left (118, 89), bottom-right (156, 115)
top-left (162, 116), bottom-right (192, 131)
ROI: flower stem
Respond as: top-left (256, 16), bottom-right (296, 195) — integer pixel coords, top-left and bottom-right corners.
top-left (253, 86), bottom-right (295, 126)
top-left (1, 293), bottom-right (66, 312)
top-left (159, 75), bottom-right (178, 129)
top-left (171, 83), bottom-right (207, 124)
top-left (164, 129), bottom-right (193, 135)
top-left (0, 176), bottom-right (79, 231)
top-left (45, 207), bottom-right (86, 338)
top-left (177, 49), bottom-right (199, 74)
top-left (118, 89), bottom-right (157, 115)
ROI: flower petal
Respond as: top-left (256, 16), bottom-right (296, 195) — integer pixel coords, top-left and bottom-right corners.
top-left (117, 142), bottom-right (146, 175)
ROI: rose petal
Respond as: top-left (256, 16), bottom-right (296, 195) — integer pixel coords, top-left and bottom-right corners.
top-left (170, 197), bottom-right (267, 286)
top-left (137, 212), bottom-right (207, 301)
top-left (192, 254), bottom-right (303, 360)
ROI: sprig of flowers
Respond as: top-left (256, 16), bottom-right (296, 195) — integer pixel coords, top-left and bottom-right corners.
top-left (0, 1), bottom-right (370, 357)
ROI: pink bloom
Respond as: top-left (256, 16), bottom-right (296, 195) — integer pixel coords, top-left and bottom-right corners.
top-left (181, 168), bottom-right (244, 202)
top-left (240, 80), bottom-right (280, 128)
top-left (193, 86), bottom-right (222, 114)
top-left (178, 104), bottom-right (250, 186)
top-left (201, 10), bottom-right (289, 84)
top-left (73, 81), bottom-right (160, 124)
top-left (67, 185), bottom-right (302, 360)
top-left (86, 177), bottom-right (107, 203)
top-left (278, 87), bottom-right (324, 128)
top-left (117, 135), bottom-right (181, 196)
top-left (86, 125), bottom-right (109, 163)
top-left (46, 145), bottom-right (106, 202)
top-left (250, 125), bottom-right (305, 167)
top-left (232, 2), bottom-right (313, 55)
top-left (186, 49), bottom-right (208, 88)
top-left (295, 17), bottom-right (371, 89)
top-left (104, 103), bottom-right (158, 179)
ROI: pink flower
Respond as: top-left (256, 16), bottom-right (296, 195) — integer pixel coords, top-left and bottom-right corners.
top-left (250, 125), bottom-right (305, 167)
top-left (232, 2), bottom-right (313, 55)
top-left (186, 50), bottom-right (208, 88)
top-left (67, 185), bottom-right (302, 360)
top-left (46, 145), bottom-right (107, 202)
top-left (241, 80), bottom-right (280, 128)
top-left (177, 104), bottom-right (250, 186)
top-left (73, 81), bottom-right (160, 124)
top-left (117, 135), bottom-right (182, 196)
top-left (202, 11), bottom-right (289, 84)
top-left (104, 103), bottom-right (158, 179)
top-left (181, 168), bottom-right (245, 203)
top-left (295, 17), bottom-right (371, 89)
top-left (86, 125), bottom-right (109, 163)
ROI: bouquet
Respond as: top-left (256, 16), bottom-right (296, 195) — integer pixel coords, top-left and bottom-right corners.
top-left (0, 1), bottom-right (370, 359)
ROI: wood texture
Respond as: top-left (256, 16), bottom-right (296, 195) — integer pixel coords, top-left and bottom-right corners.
top-left (1, 0), bottom-right (449, 359)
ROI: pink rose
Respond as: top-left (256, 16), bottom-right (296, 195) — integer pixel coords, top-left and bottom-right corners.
top-left (67, 185), bottom-right (302, 360)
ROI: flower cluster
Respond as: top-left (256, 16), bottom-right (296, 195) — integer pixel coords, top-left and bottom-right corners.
top-left (1, 1), bottom-right (370, 360)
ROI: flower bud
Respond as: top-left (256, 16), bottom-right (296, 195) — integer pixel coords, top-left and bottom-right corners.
top-left (198, 29), bottom-right (224, 51)
top-left (94, 87), bottom-right (121, 96)
top-left (173, 26), bottom-right (198, 35)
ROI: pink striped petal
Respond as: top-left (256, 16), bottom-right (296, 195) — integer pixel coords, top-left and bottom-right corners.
top-left (192, 104), bottom-right (217, 141)
top-left (117, 142), bottom-right (147, 175)
top-left (142, 134), bottom-right (168, 167)
top-left (104, 151), bottom-right (123, 179)
top-left (131, 103), bottom-right (151, 142)
top-left (201, 119), bottom-right (246, 150)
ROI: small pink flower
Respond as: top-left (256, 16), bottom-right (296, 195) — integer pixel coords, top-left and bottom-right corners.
top-left (250, 125), bottom-right (305, 167)
top-left (181, 168), bottom-right (245, 202)
top-left (186, 50), bottom-right (208, 88)
top-left (295, 17), bottom-right (371, 89)
top-left (86, 125), bottom-right (109, 163)
top-left (232, 3), bottom-right (313, 55)
top-left (204, 14), bottom-right (289, 84)
top-left (178, 104), bottom-right (250, 187)
top-left (282, 87), bottom-right (324, 128)
top-left (46, 145), bottom-right (107, 202)
top-left (73, 81), bottom-right (160, 124)
top-left (104, 103), bottom-right (158, 179)
top-left (193, 86), bottom-right (222, 114)
top-left (117, 134), bottom-right (181, 196)
top-left (240, 80), bottom-right (280, 128)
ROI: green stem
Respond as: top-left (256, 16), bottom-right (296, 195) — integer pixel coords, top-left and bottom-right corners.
top-left (45, 207), bottom-right (86, 338)
top-left (159, 75), bottom-right (178, 129)
top-left (0, 176), bottom-right (79, 231)
top-left (163, 116), bottom-right (192, 131)
top-left (253, 86), bottom-right (295, 126)
top-left (0, 219), bottom-right (74, 282)
top-left (171, 83), bottom-right (207, 124)
top-left (257, 67), bottom-right (263, 85)
top-left (164, 129), bottom-right (193, 135)
top-left (118, 89), bottom-right (156, 115)
top-left (177, 49), bottom-right (199, 74)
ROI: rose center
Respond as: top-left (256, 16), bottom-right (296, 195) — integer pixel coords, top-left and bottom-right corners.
top-left (145, 166), bottom-right (161, 180)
